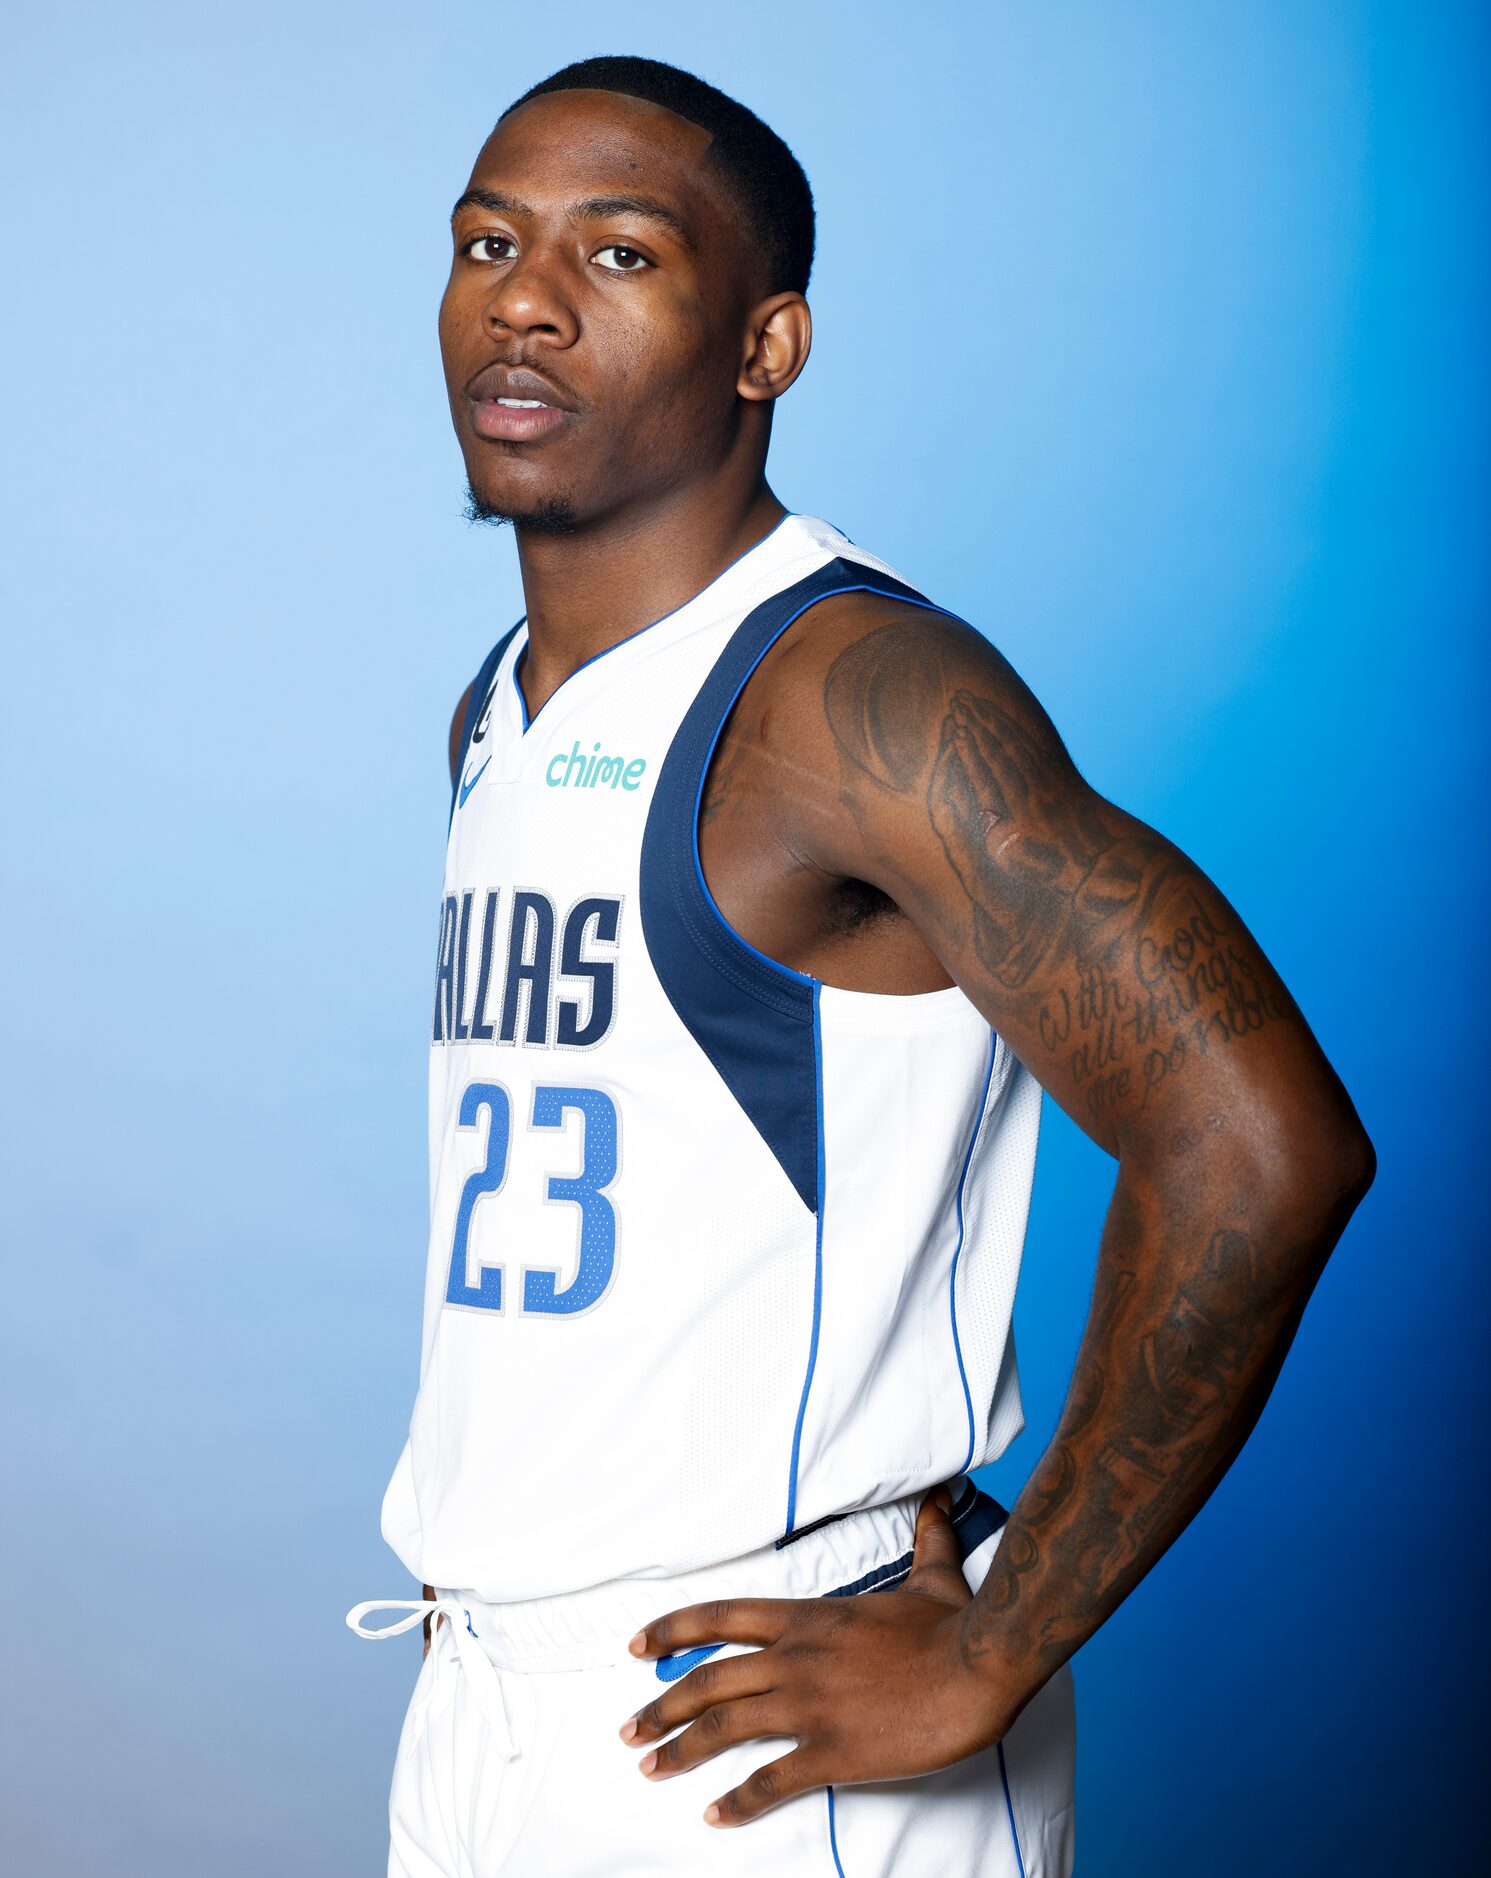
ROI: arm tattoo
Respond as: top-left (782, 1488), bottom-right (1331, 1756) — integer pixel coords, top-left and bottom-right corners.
top-left (960, 1208), bottom-right (1293, 1673)
top-left (824, 613), bottom-right (1344, 1692)
top-left (824, 621), bottom-right (1295, 1131)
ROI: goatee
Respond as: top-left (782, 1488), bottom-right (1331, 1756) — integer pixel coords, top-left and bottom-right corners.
top-left (463, 480), bottom-right (579, 536)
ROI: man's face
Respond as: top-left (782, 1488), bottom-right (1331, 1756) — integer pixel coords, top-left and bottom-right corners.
top-left (441, 90), bottom-right (761, 530)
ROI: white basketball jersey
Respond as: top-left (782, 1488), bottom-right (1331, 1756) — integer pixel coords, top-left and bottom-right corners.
top-left (380, 514), bottom-right (1041, 1603)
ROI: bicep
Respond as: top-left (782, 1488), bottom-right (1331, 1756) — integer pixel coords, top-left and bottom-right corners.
top-left (817, 613), bottom-right (1346, 1165)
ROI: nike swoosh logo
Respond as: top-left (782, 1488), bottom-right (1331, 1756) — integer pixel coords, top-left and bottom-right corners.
top-left (458, 755), bottom-right (491, 806)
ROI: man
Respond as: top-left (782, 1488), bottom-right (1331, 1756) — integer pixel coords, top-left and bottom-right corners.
top-left (348, 55), bottom-right (1374, 1877)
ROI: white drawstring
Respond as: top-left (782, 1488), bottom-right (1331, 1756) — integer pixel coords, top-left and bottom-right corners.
top-left (347, 1599), bottom-right (519, 1763)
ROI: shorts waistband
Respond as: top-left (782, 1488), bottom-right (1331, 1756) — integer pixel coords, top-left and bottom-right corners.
top-left (433, 1478), bottom-right (1007, 1674)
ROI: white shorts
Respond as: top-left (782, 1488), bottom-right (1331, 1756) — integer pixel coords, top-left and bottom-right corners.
top-left (349, 1481), bottom-right (1076, 1877)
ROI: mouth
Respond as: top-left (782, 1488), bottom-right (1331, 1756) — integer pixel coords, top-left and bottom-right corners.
top-left (466, 363), bottom-right (575, 444)
top-left (471, 395), bottom-right (570, 442)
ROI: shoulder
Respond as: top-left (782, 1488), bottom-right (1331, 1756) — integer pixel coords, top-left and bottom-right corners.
top-left (748, 587), bottom-right (1068, 799)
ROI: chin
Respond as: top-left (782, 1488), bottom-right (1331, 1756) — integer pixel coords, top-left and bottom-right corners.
top-left (464, 475), bottom-right (580, 535)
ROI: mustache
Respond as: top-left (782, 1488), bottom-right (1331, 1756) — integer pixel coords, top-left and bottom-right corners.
top-left (464, 358), bottom-right (581, 412)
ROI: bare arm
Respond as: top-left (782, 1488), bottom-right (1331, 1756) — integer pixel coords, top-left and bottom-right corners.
top-left (815, 606), bottom-right (1373, 1682)
top-left (624, 599), bottom-right (1373, 1822)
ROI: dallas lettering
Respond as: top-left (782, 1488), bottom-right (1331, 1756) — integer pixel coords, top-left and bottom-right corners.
top-left (432, 890), bottom-right (622, 1048)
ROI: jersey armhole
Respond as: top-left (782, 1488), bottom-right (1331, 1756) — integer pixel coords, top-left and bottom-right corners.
top-left (638, 557), bottom-right (958, 1213)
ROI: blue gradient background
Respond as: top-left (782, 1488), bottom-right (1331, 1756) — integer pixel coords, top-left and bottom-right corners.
top-left (2, 3), bottom-right (1484, 1872)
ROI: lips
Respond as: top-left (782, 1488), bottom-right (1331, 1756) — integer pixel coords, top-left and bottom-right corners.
top-left (467, 362), bottom-right (575, 443)
top-left (472, 399), bottom-right (569, 442)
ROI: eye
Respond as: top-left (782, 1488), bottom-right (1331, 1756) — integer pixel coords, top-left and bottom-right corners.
top-left (592, 245), bottom-right (651, 273)
top-left (462, 234), bottom-right (516, 264)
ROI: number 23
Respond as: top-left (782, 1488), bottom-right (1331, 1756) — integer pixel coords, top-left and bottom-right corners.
top-left (444, 1082), bottom-right (618, 1317)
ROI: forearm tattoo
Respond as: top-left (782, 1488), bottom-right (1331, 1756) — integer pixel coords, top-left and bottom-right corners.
top-left (960, 1203), bottom-right (1298, 1672)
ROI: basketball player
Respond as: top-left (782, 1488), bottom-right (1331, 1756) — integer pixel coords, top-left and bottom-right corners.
top-left (348, 56), bottom-right (1374, 1877)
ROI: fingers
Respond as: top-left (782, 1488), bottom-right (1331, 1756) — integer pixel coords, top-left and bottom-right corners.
top-left (621, 1644), bottom-right (809, 1811)
top-left (705, 1748), bottom-right (822, 1827)
top-left (904, 1486), bottom-right (973, 1603)
top-left (622, 1649), bottom-right (773, 1746)
top-left (629, 1596), bottom-right (792, 1660)
top-left (637, 1694), bottom-right (791, 1782)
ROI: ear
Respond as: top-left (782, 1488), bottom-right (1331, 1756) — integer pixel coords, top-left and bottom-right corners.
top-left (737, 293), bottom-right (813, 403)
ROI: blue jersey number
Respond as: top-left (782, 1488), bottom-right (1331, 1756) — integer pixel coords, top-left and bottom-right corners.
top-left (445, 1082), bottom-right (512, 1308)
top-left (445, 1082), bottom-right (618, 1316)
top-left (523, 1087), bottom-right (619, 1315)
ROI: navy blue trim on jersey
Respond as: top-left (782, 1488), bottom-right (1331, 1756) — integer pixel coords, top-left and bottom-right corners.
top-left (638, 558), bottom-right (955, 1215)
top-left (823, 1481), bottom-right (1008, 1599)
top-left (449, 621), bottom-right (523, 824)
top-left (513, 648), bottom-right (531, 732)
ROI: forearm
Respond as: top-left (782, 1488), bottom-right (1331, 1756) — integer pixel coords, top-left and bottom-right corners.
top-left (960, 1145), bottom-right (1367, 1713)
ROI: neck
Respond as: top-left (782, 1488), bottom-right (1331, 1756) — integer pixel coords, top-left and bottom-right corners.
top-left (513, 477), bottom-right (788, 717)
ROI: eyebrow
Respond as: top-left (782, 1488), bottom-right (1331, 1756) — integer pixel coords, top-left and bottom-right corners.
top-left (571, 195), bottom-right (696, 249)
top-left (450, 188), bottom-right (696, 250)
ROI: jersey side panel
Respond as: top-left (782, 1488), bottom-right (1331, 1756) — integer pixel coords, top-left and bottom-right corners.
top-left (798, 990), bottom-right (997, 1527)
top-left (959, 1058), bottom-right (1043, 1468)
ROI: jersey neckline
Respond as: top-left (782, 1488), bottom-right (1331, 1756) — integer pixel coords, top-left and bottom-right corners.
top-left (509, 509), bottom-right (803, 736)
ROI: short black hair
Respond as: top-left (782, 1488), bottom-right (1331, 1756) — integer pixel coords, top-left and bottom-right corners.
top-left (501, 55), bottom-right (815, 296)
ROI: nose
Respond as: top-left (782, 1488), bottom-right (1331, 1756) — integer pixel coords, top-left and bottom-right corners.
top-left (481, 246), bottom-right (578, 348)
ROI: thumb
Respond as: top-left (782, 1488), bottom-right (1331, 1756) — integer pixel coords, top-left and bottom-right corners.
top-left (906, 1483), bottom-right (967, 1599)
